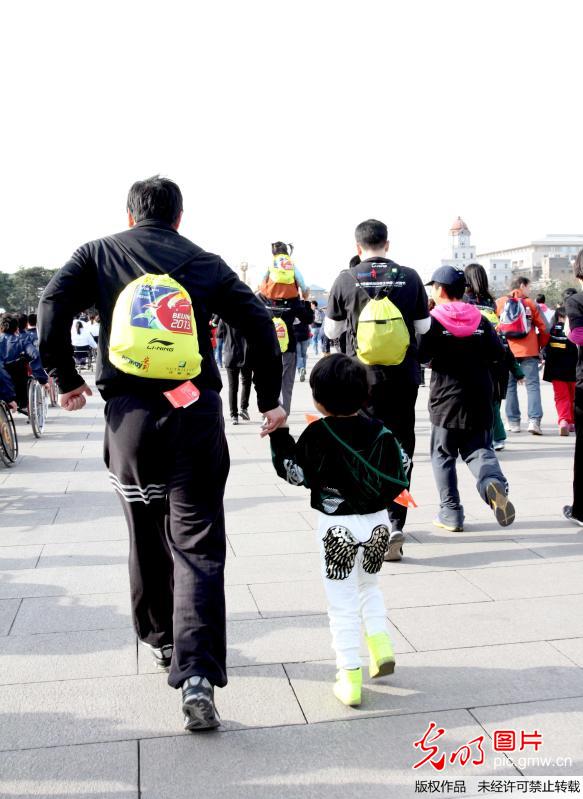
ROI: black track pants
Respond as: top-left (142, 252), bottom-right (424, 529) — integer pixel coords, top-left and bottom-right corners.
top-left (103, 389), bottom-right (230, 689)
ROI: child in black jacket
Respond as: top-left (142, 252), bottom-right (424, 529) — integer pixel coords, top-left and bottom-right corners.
top-left (269, 354), bottom-right (408, 708)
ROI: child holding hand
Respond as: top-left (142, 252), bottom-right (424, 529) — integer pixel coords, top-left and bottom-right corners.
top-left (268, 354), bottom-right (409, 707)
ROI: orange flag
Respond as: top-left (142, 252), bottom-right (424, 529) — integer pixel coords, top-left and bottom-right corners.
top-left (394, 489), bottom-right (417, 508)
top-left (305, 413), bottom-right (320, 425)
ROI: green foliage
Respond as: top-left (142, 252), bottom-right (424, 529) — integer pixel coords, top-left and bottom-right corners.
top-left (537, 279), bottom-right (579, 309)
top-left (0, 267), bottom-right (58, 314)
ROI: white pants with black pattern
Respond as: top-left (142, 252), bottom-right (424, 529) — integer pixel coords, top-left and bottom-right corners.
top-left (318, 509), bottom-right (391, 670)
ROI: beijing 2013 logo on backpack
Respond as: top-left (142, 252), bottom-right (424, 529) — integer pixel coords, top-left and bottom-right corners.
top-left (498, 296), bottom-right (531, 339)
top-left (108, 238), bottom-right (202, 380)
top-left (272, 316), bottom-right (289, 352)
top-left (353, 270), bottom-right (410, 366)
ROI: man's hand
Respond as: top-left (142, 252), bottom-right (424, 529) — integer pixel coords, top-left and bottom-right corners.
top-left (60, 383), bottom-right (92, 412)
top-left (260, 406), bottom-right (287, 438)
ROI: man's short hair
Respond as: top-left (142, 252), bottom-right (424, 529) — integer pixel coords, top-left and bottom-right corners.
top-left (311, 300), bottom-right (318, 307)
top-left (536, 293), bottom-right (546, 304)
top-left (355, 219), bottom-right (388, 249)
top-left (127, 175), bottom-right (183, 225)
top-left (1, 315), bottom-right (18, 334)
top-left (309, 354), bottom-right (369, 415)
top-left (575, 248), bottom-right (583, 281)
top-left (511, 276), bottom-right (530, 290)
top-left (27, 313), bottom-right (37, 327)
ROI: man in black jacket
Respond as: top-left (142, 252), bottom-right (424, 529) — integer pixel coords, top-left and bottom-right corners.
top-left (38, 176), bottom-right (285, 731)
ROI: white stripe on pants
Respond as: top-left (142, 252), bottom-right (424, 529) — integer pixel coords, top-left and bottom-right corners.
top-left (318, 509), bottom-right (390, 670)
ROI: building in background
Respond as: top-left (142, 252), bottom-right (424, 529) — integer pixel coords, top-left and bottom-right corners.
top-left (477, 234), bottom-right (583, 284)
top-left (441, 217), bottom-right (476, 269)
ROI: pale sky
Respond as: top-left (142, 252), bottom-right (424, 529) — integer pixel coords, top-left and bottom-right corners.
top-left (1, 0), bottom-right (581, 289)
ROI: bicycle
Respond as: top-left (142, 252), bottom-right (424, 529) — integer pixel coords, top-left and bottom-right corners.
top-left (0, 400), bottom-right (18, 466)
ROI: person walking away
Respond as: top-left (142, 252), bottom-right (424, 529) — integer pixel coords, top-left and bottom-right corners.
top-left (536, 293), bottom-right (554, 328)
top-left (259, 242), bottom-right (307, 302)
top-left (563, 251), bottom-right (583, 525)
top-left (324, 219), bottom-right (430, 561)
top-left (496, 276), bottom-right (550, 435)
top-left (0, 315), bottom-right (48, 412)
top-left (420, 267), bottom-right (515, 533)
top-left (268, 354), bottom-right (409, 706)
top-left (542, 306), bottom-right (577, 436)
top-left (310, 300), bottom-right (324, 354)
top-left (294, 299), bottom-right (314, 382)
top-left (38, 176), bottom-right (285, 731)
top-left (464, 263), bottom-right (524, 451)
top-left (89, 314), bottom-right (101, 345)
top-left (212, 314), bottom-right (224, 367)
top-left (219, 319), bottom-right (253, 424)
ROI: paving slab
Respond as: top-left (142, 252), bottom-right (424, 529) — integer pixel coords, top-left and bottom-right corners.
top-left (473, 696), bottom-right (583, 775)
top-left (10, 592), bottom-right (131, 635)
top-left (285, 641), bottom-right (583, 723)
top-left (224, 511), bottom-right (312, 533)
top-left (225, 552), bottom-right (320, 585)
top-left (0, 599), bottom-right (21, 635)
top-left (0, 564), bottom-right (128, 599)
top-left (0, 520), bottom-right (127, 546)
top-left (459, 560), bottom-right (583, 601)
top-left (228, 530), bottom-right (319, 556)
top-left (36, 539), bottom-right (129, 569)
top-left (0, 545), bottom-right (43, 570)
top-left (250, 569), bottom-right (492, 619)
top-left (390, 594), bottom-right (583, 651)
top-left (0, 740), bottom-right (138, 798)
top-left (0, 628), bottom-right (137, 684)
top-left (0, 665), bottom-right (304, 751)
top-left (549, 638), bottom-right (583, 668)
top-left (140, 709), bottom-right (516, 799)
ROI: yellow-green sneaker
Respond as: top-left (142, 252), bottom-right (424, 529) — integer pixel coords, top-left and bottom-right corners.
top-left (366, 632), bottom-right (396, 679)
top-left (333, 668), bottom-right (362, 706)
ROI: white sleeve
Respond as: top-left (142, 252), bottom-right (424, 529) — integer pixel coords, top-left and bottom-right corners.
top-left (324, 317), bottom-right (346, 340)
top-left (414, 317), bottom-right (431, 336)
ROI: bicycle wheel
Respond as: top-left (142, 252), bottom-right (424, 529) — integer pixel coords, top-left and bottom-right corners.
top-left (48, 378), bottom-right (59, 408)
top-left (28, 380), bottom-right (46, 438)
top-left (0, 402), bottom-right (18, 465)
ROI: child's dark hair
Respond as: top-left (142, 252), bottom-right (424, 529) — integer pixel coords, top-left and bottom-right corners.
top-left (433, 281), bottom-right (465, 300)
top-left (272, 241), bottom-right (293, 257)
top-left (309, 354), bottom-right (369, 415)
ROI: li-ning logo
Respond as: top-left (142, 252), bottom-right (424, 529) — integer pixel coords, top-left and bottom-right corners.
top-left (147, 338), bottom-right (175, 352)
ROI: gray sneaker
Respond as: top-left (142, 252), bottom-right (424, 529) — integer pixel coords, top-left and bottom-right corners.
top-left (528, 420), bottom-right (543, 436)
top-left (384, 530), bottom-right (405, 561)
top-left (507, 422), bottom-right (521, 433)
top-left (141, 642), bottom-right (173, 671)
top-left (182, 676), bottom-right (220, 731)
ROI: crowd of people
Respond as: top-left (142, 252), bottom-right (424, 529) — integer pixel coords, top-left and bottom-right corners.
top-left (2, 175), bottom-right (579, 731)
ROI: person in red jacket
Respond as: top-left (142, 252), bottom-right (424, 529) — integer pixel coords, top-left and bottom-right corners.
top-left (496, 277), bottom-right (550, 435)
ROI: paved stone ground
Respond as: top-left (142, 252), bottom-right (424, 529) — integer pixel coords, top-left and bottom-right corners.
top-left (1, 362), bottom-right (582, 797)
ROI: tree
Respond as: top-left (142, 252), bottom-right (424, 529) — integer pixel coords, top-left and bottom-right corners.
top-left (5, 267), bottom-right (58, 313)
top-left (0, 271), bottom-right (11, 312)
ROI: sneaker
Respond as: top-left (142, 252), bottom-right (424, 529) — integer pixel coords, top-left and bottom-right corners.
top-left (563, 506), bottom-right (583, 527)
top-left (384, 530), bottom-right (405, 562)
top-left (231, 415), bottom-right (239, 425)
top-left (559, 420), bottom-right (570, 437)
top-left (493, 440), bottom-right (506, 451)
top-left (486, 480), bottom-right (515, 527)
top-left (507, 422), bottom-right (521, 433)
top-left (333, 668), bottom-right (362, 707)
top-left (182, 676), bottom-right (221, 731)
top-left (141, 642), bottom-right (173, 671)
top-left (240, 409), bottom-right (250, 421)
top-left (433, 516), bottom-right (464, 533)
top-left (528, 420), bottom-right (543, 436)
top-left (299, 367), bottom-right (306, 382)
top-left (366, 632), bottom-right (395, 679)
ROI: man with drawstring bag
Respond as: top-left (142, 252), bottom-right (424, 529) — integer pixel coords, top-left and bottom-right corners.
top-left (38, 176), bottom-right (285, 732)
top-left (324, 219), bottom-right (430, 561)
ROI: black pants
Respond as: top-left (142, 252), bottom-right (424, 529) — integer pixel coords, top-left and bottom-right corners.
top-left (103, 389), bottom-right (230, 689)
top-left (226, 366), bottom-right (252, 417)
top-left (573, 387), bottom-right (583, 520)
top-left (368, 378), bottom-right (419, 531)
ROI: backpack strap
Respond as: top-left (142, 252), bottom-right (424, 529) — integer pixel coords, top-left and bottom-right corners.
top-left (108, 235), bottom-right (196, 278)
top-left (320, 419), bottom-right (408, 487)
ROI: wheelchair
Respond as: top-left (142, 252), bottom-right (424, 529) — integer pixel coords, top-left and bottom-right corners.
top-left (0, 400), bottom-right (18, 466)
top-left (5, 359), bottom-right (48, 439)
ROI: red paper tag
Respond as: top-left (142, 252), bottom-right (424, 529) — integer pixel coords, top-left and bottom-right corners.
top-left (164, 381), bottom-right (201, 409)
top-left (394, 489), bottom-right (418, 508)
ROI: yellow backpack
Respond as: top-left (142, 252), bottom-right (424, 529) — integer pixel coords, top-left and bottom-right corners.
top-left (269, 254), bottom-right (297, 285)
top-left (272, 316), bottom-right (289, 352)
top-left (354, 272), bottom-right (410, 366)
top-left (108, 240), bottom-right (202, 380)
